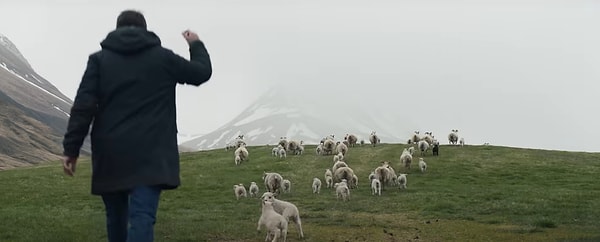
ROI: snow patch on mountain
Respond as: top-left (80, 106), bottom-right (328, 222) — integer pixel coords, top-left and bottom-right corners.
top-left (234, 106), bottom-right (298, 126)
top-left (0, 62), bottom-right (70, 105)
top-left (52, 105), bottom-right (70, 117)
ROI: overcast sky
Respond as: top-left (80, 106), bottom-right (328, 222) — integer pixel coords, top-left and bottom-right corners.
top-left (1, 0), bottom-right (599, 151)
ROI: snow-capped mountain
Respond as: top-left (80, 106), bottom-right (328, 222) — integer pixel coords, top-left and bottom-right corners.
top-left (181, 87), bottom-right (408, 151)
top-left (0, 33), bottom-right (78, 169)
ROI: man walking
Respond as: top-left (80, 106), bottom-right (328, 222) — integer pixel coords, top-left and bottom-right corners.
top-left (62, 10), bottom-right (212, 242)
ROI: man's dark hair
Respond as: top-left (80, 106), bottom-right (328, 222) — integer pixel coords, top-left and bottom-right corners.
top-left (116, 10), bottom-right (147, 29)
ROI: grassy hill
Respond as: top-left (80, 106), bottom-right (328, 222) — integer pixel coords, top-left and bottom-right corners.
top-left (0, 144), bottom-right (599, 241)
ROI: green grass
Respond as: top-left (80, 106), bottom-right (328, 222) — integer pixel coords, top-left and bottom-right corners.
top-left (1, 144), bottom-right (599, 241)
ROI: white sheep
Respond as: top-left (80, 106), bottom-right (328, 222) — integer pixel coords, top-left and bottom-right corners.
top-left (418, 140), bottom-right (429, 156)
top-left (344, 134), bottom-right (358, 147)
top-left (271, 146), bottom-right (279, 157)
top-left (234, 144), bottom-right (249, 164)
top-left (335, 181), bottom-right (350, 201)
top-left (407, 146), bottom-right (415, 156)
top-left (261, 192), bottom-right (304, 238)
top-left (316, 144), bottom-right (323, 155)
top-left (374, 162), bottom-right (396, 188)
top-left (419, 158), bottom-right (427, 173)
top-left (397, 174), bottom-right (408, 189)
top-left (400, 149), bottom-right (413, 170)
top-left (249, 182), bottom-right (260, 197)
top-left (336, 141), bottom-right (348, 156)
top-left (371, 178), bottom-right (381, 196)
top-left (233, 184), bottom-right (247, 200)
top-left (312, 178), bottom-right (322, 194)
top-left (369, 131), bottom-right (380, 147)
top-left (257, 200), bottom-right (288, 242)
top-left (460, 137), bottom-right (465, 147)
top-left (278, 137), bottom-right (289, 151)
top-left (263, 172), bottom-right (284, 194)
top-left (409, 131), bottom-right (421, 144)
top-left (332, 160), bottom-right (349, 175)
top-left (448, 129), bottom-right (459, 145)
top-left (322, 139), bottom-right (336, 155)
top-left (287, 140), bottom-right (303, 155)
top-left (282, 179), bottom-right (291, 193)
top-left (333, 166), bottom-right (356, 188)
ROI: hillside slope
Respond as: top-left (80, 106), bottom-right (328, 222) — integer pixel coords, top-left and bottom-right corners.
top-left (0, 34), bottom-right (79, 168)
top-left (0, 144), bottom-right (599, 241)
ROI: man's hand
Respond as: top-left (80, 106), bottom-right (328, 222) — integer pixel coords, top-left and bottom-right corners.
top-left (182, 30), bottom-right (200, 44)
top-left (63, 156), bottom-right (78, 176)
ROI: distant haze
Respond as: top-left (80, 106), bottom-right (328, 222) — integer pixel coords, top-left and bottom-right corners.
top-left (1, 1), bottom-right (598, 152)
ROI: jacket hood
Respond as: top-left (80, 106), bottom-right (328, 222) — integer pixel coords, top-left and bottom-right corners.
top-left (100, 27), bottom-right (161, 54)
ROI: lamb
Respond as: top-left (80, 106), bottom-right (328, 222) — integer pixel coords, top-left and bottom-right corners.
top-left (261, 192), bottom-right (304, 238)
top-left (371, 178), bottom-right (381, 196)
top-left (249, 181), bottom-right (260, 197)
top-left (278, 147), bottom-right (287, 159)
top-left (298, 141), bottom-right (305, 155)
top-left (400, 148), bottom-right (413, 170)
top-left (336, 141), bottom-right (348, 156)
top-left (312, 178), bottom-right (322, 194)
top-left (325, 168), bottom-right (333, 178)
top-left (325, 176), bottom-right (333, 189)
top-left (335, 181), bottom-right (350, 201)
top-left (419, 158), bottom-right (427, 173)
top-left (397, 174), bottom-right (407, 189)
top-left (369, 131), bottom-right (380, 146)
top-left (448, 129), bottom-right (459, 145)
top-left (333, 152), bottom-right (344, 162)
top-left (368, 171), bottom-right (376, 181)
top-left (257, 200), bottom-right (288, 242)
top-left (351, 174), bottom-right (359, 189)
top-left (271, 146), bottom-right (279, 157)
top-left (282, 179), bottom-right (291, 193)
top-left (234, 184), bottom-right (247, 200)
top-left (418, 140), bottom-right (430, 156)
top-left (263, 172), bottom-right (284, 194)
top-left (234, 155), bottom-right (242, 166)
top-left (344, 134), bottom-right (358, 147)
top-left (459, 137), bottom-right (465, 147)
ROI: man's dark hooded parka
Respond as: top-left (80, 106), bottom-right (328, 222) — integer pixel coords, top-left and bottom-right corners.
top-left (63, 27), bottom-right (212, 195)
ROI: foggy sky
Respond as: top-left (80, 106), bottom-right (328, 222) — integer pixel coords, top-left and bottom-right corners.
top-left (1, 0), bottom-right (599, 151)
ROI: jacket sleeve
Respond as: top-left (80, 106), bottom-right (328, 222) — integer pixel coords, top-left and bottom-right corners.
top-left (168, 40), bottom-right (212, 85)
top-left (63, 54), bottom-right (100, 157)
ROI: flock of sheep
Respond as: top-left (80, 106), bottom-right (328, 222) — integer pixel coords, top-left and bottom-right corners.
top-left (226, 130), bottom-right (464, 241)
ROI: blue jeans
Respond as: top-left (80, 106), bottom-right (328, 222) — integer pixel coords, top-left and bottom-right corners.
top-left (101, 186), bottom-right (162, 242)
